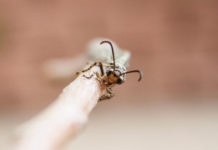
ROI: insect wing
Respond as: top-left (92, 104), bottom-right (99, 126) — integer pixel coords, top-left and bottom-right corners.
top-left (116, 50), bottom-right (131, 68)
top-left (87, 38), bottom-right (131, 67)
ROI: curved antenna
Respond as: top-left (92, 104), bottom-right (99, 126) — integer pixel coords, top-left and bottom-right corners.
top-left (100, 41), bottom-right (116, 71)
top-left (121, 70), bottom-right (142, 81)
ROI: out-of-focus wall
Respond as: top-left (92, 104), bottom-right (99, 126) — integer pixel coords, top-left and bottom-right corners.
top-left (0, 0), bottom-right (218, 110)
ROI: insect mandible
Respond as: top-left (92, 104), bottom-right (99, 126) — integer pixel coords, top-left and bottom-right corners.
top-left (79, 40), bottom-right (142, 101)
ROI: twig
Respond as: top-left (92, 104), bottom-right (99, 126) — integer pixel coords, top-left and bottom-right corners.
top-left (12, 64), bottom-right (105, 150)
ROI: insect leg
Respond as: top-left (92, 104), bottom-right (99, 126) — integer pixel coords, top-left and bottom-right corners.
top-left (81, 62), bottom-right (97, 73)
top-left (99, 88), bottom-right (114, 101)
top-left (82, 74), bottom-right (94, 79)
top-left (98, 62), bottom-right (104, 76)
top-left (76, 62), bottom-right (97, 78)
top-left (95, 72), bottom-right (102, 82)
top-left (77, 62), bottom-right (105, 79)
top-left (77, 62), bottom-right (104, 74)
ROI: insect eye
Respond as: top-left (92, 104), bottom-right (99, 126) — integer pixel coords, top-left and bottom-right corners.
top-left (106, 70), bottom-right (113, 76)
top-left (117, 78), bottom-right (123, 85)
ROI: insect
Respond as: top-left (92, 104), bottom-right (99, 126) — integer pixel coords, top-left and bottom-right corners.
top-left (79, 40), bottom-right (142, 101)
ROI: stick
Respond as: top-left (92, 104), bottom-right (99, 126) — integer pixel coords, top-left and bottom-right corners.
top-left (12, 64), bottom-right (105, 150)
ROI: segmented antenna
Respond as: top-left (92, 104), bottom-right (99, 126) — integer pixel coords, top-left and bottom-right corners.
top-left (121, 70), bottom-right (142, 81)
top-left (100, 41), bottom-right (116, 71)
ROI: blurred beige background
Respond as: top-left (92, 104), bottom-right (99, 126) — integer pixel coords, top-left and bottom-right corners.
top-left (0, 0), bottom-right (218, 150)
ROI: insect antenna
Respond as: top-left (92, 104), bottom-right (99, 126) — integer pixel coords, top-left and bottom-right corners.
top-left (100, 41), bottom-right (116, 71)
top-left (121, 70), bottom-right (142, 81)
